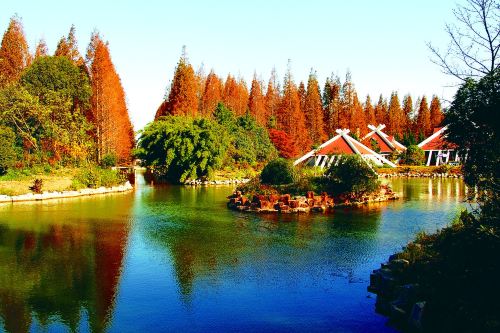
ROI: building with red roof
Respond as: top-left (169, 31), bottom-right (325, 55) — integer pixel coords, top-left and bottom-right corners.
top-left (294, 129), bottom-right (397, 168)
top-left (362, 124), bottom-right (406, 158)
top-left (418, 125), bottom-right (460, 166)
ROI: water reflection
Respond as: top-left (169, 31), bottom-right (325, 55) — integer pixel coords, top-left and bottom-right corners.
top-left (0, 195), bottom-right (132, 333)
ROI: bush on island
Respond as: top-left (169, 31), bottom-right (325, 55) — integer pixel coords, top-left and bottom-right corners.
top-left (399, 145), bottom-right (425, 165)
top-left (321, 155), bottom-right (379, 196)
top-left (260, 158), bottom-right (296, 185)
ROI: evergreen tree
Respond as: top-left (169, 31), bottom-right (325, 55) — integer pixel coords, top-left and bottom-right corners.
top-left (0, 15), bottom-right (30, 87)
top-left (429, 95), bottom-right (444, 129)
top-left (304, 71), bottom-right (326, 144)
top-left (322, 75), bottom-right (341, 137)
top-left (416, 96), bottom-right (432, 137)
top-left (298, 81), bottom-right (306, 115)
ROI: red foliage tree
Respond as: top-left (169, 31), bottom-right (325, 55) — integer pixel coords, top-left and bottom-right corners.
top-left (350, 93), bottom-right (366, 137)
top-left (387, 92), bottom-right (405, 138)
top-left (402, 94), bottom-right (413, 133)
top-left (268, 128), bottom-right (298, 158)
top-left (374, 94), bottom-right (388, 126)
top-left (364, 95), bottom-right (376, 126)
top-left (416, 96), bottom-right (432, 137)
top-left (429, 95), bottom-right (444, 129)
top-left (201, 70), bottom-right (223, 116)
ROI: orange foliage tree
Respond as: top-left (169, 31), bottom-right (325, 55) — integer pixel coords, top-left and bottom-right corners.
top-left (374, 95), bottom-right (388, 126)
top-left (201, 70), bottom-right (223, 116)
top-left (223, 75), bottom-right (248, 116)
top-left (0, 15), bottom-right (30, 87)
top-left (350, 93), bottom-right (366, 137)
top-left (89, 36), bottom-right (134, 163)
top-left (364, 95), bottom-right (376, 126)
top-left (248, 74), bottom-right (267, 126)
top-left (277, 62), bottom-right (310, 153)
top-left (429, 95), bottom-right (444, 129)
top-left (416, 96), bottom-right (432, 137)
top-left (34, 39), bottom-right (48, 60)
top-left (322, 75), bottom-right (341, 137)
top-left (304, 71), bottom-right (326, 144)
top-left (387, 92), bottom-right (405, 138)
top-left (54, 25), bottom-right (84, 66)
top-left (402, 94), bottom-right (413, 133)
top-left (265, 68), bottom-right (280, 127)
top-left (340, 72), bottom-right (355, 130)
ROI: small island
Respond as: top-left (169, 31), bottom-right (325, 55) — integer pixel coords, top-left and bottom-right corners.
top-left (227, 155), bottom-right (399, 214)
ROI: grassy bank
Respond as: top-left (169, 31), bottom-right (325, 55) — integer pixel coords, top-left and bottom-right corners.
top-left (0, 166), bottom-right (126, 196)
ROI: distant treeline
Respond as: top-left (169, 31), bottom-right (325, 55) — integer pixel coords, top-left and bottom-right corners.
top-left (0, 16), bottom-right (134, 171)
top-left (156, 48), bottom-right (445, 156)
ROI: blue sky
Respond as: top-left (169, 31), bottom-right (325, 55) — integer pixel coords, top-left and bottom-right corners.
top-left (0, 0), bottom-right (460, 131)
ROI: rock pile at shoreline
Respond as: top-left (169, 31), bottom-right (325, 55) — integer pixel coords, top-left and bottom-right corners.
top-left (0, 181), bottom-right (133, 204)
top-left (227, 185), bottom-right (398, 214)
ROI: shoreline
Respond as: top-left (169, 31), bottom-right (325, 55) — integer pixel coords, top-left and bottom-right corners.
top-left (0, 181), bottom-right (133, 204)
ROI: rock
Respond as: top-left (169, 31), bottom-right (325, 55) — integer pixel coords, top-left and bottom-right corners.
top-left (408, 301), bottom-right (426, 331)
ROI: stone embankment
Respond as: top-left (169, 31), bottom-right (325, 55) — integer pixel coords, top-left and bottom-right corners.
top-left (227, 185), bottom-right (398, 213)
top-left (184, 178), bottom-right (251, 186)
top-left (0, 181), bottom-right (133, 204)
top-left (368, 256), bottom-right (426, 332)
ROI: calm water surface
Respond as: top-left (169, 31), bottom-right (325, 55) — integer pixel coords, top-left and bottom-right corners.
top-left (0, 176), bottom-right (466, 333)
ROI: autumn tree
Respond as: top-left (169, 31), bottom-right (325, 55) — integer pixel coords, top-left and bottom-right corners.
top-left (159, 47), bottom-right (198, 117)
top-left (89, 36), bottom-right (134, 162)
top-left (223, 75), bottom-right (248, 116)
top-left (350, 93), bottom-right (366, 137)
top-left (268, 128), bottom-right (298, 158)
top-left (374, 95), bottom-right (388, 126)
top-left (277, 61), bottom-right (310, 152)
top-left (0, 15), bottom-right (30, 87)
top-left (340, 72), bottom-right (355, 129)
top-left (304, 71), bottom-right (326, 144)
top-left (201, 70), bottom-right (223, 116)
top-left (54, 25), bottom-right (84, 67)
top-left (298, 81), bottom-right (306, 115)
top-left (387, 92), bottom-right (405, 138)
top-left (402, 94), bottom-right (414, 131)
top-left (195, 63), bottom-right (206, 113)
top-left (265, 67), bottom-right (280, 127)
top-left (364, 95), bottom-right (376, 126)
top-left (34, 39), bottom-right (48, 60)
top-left (429, 95), bottom-right (444, 129)
top-left (248, 74), bottom-right (267, 126)
top-left (416, 96), bottom-right (432, 137)
top-left (322, 75), bottom-right (341, 137)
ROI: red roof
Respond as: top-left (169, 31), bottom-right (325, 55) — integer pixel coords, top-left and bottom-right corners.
top-left (419, 127), bottom-right (457, 150)
top-left (317, 135), bottom-right (372, 155)
top-left (362, 132), bottom-right (394, 153)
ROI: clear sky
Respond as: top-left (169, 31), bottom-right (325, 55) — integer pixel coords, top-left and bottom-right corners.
top-left (0, 0), bottom-right (461, 131)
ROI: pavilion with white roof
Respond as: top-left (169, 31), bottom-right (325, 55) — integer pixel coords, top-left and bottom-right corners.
top-left (417, 125), bottom-right (460, 166)
top-left (361, 124), bottom-right (406, 158)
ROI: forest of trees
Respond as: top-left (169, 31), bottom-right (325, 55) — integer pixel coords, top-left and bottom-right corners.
top-left (0, 16), bottom-right (134, 171)
top-left (155, 49), bottom-right (445, 157)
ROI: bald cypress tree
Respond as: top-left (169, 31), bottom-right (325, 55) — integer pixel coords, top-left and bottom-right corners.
top-left (164, 47), bottom-right (198, 117)
top-left (201, 70), bottom-right (223, 116)
top-left (248, 74), bottom-right (267, 126)
top-left (364, 95), bottom-right (376, 126)
top-left (34, 39), bottom-right (48, 60)
top-left (0, 15), bottom-right (30, 87)
top-left (350, 93), bottom-right (366, 137)
top-left (265, 68), bottom-right (280, 128)
top-left (304, 71), bottom-right (326, 144)
top-left (374, 95), bottom-right (388, 126)
top-left (416, 96), bottom-right (432, 137)
top-left (387, 92), bottom-right (404, 138)
top-left (429, 95), bottom-right (444, 129)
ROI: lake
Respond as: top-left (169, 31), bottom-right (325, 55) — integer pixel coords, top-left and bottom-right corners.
top-left (0, 176), bottom-right (466, 333)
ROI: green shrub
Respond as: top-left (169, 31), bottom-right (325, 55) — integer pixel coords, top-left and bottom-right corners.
top-left (435, 164), bottom-right (451, 174)
top-left (0, 126), bottom-right (17, 175)
top-left (321, 155), bottom-right (379, 196)
top-left (72, 166), bottom-right (124, 189)
top-left (101, 153), bottom-right (118, 168)
top-left (400, 145), bottom-right (425, 165)
top-left (260, 158), bottom-right (296, 185)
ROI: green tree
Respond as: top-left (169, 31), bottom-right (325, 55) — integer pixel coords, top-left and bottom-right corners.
top-left (260, 158), bottom-right (296, 185)
top-left (399, 145), bottom-right (425, 165)
top-left (0, 125), bottom-right (17, 174)
top-left (322, 155), bottom-right (379, 196)
top-left (137, 116), bottom-right (230, 183)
